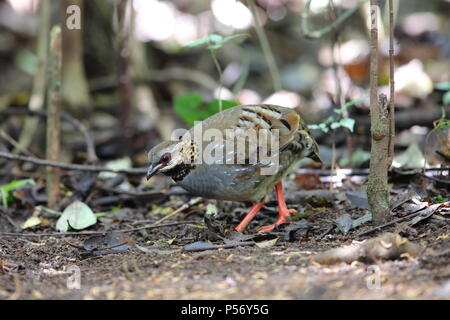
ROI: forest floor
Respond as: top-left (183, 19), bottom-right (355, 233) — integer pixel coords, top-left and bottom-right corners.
top-left (0, 178), bottom-right (449, 300)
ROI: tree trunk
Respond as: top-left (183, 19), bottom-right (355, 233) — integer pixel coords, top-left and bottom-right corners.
top-left (366, 0), bottom-right (395, 224)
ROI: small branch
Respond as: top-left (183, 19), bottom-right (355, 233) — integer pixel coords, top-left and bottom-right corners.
top-left (387, 0), bottom-right (395, 163)
top-left (210, 49), bottom-right (223, 112)
top-left (89, 67), bottom-right (219, 92)
top-left (436, 150), bottom-right (450, 162)
top-left (419, 173), bottom-right (450, 185)
top-left (0, 108), bottom-right (98, 163)
top-left (0, 206), bottom-right (21, 230)
top-left (329, 131), bottom-right (336, 190)
top-left (301, 0), bottom-right (367, 39)
top-left (316, 225), bottom-right (334, 240)
top-left (0, 129), bottom-right (38, 158)
top-left (356, 205), bottom-right (440, 237)
top-left (0, 151), bottom-right (146, 175)
top-left (248, 0), bottom-right (281, 92)
top-left (97, 185), bottom-right (171, 197)
top-left (46, 25), bottom-right (62, 207)
top-left (153, 197), bottom-right (202, 225)
top-left (183, 241), bottom-right (255, 252)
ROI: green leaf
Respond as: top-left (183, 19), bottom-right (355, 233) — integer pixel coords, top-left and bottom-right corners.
top-left (207, 34), bottom-right (248, 50)
top-left (308, 123), bottom-right (329, 133)
top-left (174, 93), bottom-right (238, 125)
top-left (98, 157), bottom-right (132, 179)
top-left (205, 203), bottom-right (219, 216)
top-left (15, 50), bottom-right (38, 75)
top-left (36, 206), bottom-right (62, 216)
top-left (392, 142), bottom-right (426, 169)
top-left (344, 97), bottom-right (368, 108)
top-left (0, 179), bottom-right (36, 209)
top-left (339, 118), bottom-right (355, 132)
top-left (56, 200), bottom-right (97, 232)
top-left (174, 93), bottom-right (204, 125)
top-left (184, 33), bottom-right (248, 51)
top-left (339, 149), bottom-right (371, 167)
top-left (308, 124), bottom-right (320, 130)
top-left (334, 97), bottom-right (368, 115)
top-left (184, 34), bottom-right (222, 48)
top-left (435, 82), bottom-right (450, 91)
top-left (434, 195), bottom-right (447, 203)
top-left (443, 91), bottom-right (450, 105)
top-left (208, 99), bottom-right (238, 114)
top-left (435, 119), bottom-right (450, 129)
top-left (330, 122), bottom-right (342, 130)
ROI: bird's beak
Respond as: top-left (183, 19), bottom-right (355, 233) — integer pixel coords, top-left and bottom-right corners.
top-left (146, 163), bottom-right (163, 180)
top-left (309, 152), bottom-right (323, 165)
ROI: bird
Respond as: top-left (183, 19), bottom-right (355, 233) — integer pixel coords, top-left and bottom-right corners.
top-left (147, 104), bottom-right (322, 233)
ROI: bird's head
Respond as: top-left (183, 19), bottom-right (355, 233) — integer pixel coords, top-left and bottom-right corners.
top-left (300, 129), bottom-right (323, 165)
top-left (146, 140), bottom-right (186, 180)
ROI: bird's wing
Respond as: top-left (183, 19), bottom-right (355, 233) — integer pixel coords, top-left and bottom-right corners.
top-left (189, 104), bottom-right (300, 166)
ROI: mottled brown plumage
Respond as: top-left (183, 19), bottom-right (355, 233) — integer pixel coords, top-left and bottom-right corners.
top-left (147, 104), bottom-right (321, 232)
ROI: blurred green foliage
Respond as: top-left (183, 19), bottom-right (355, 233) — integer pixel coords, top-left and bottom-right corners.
top-left (308, 97), bottom-right (367, 133)
top-left (174, 93), bottom-right (238, 125)
top-left (0, 179), bottom-right (35, 209)
top-left (184, 33), bottom-right (248, 51)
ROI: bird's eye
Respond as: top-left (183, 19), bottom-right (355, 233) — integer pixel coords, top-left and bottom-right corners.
top-left (160, 153), bottom-right (171, 164)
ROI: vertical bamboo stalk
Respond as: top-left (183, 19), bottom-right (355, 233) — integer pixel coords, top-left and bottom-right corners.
top-left (46, 26), bottom-right (63, 207)
top-left (248, 0), bottom-right (281, 92)
top-left (116, 0), bottom-right (133, 149)
top-left (15, 0), bottom-right (50, 154)
top-left (62, 0), bottom-right (90, 113)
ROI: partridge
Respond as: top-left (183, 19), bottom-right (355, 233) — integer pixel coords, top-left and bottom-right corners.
top-left (147, 104), bottom-right (321, 232)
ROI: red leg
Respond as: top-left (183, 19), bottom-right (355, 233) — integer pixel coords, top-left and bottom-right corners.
top-left (235, 200), bottom-right (265, 233)
top-left (258, 182), bottom-right (296, 232)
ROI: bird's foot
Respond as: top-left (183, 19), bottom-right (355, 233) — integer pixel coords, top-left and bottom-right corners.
top-left (234, 200), bottom-right (266, 233)
top-left (257, 208), bottom-right (296, 232)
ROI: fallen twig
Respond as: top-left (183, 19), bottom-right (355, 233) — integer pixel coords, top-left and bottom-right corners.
top-left (315, 225), bottom-right (334, 240)
top-left (153, 197), bottom-right (202, 225)
top-left (183, 241), bottom-right (255, 252)
top-left (356, 204), bottom-right (442, 238)
top-left (419, 173), bottom-right (450, 185)
top-left (0, 151), bottom-right (146, 175)
top-left (0, 108), bottom-right (98, 163)
top-left (0, 220), bottom-right (197, 238)
top-left (436, 150), bottom-right (450, 162)
top-left (0, 206), bottom-right (21, 230)
top-left (0, 129), bottom-right (38, 158)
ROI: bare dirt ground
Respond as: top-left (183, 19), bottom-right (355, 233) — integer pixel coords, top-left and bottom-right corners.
top-left (1, 190), bottom-right (449, 300)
